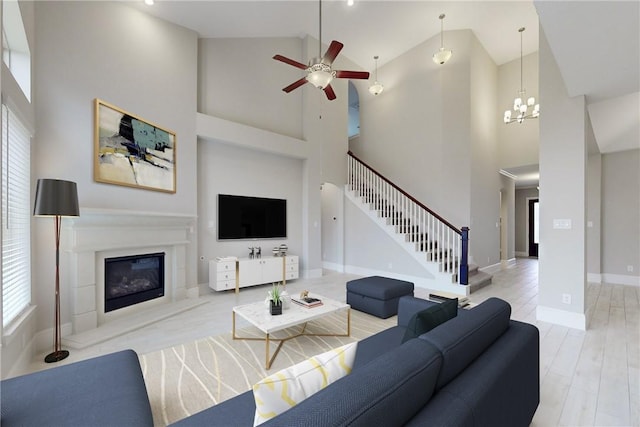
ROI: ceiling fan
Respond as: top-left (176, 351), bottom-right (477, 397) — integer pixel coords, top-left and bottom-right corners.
top-left (273, 0), bottom-right (370, 101)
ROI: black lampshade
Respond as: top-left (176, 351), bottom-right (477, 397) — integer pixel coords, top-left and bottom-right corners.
top-left (33, 179), bottom-right (80, 217)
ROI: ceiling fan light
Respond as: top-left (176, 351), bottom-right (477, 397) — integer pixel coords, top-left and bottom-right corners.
top-left (433, 48), bottom-right (452, 65)
top-left (307, 70), bottom-right (333, 89)
top-left (369, 81), bottom-right (384, 96)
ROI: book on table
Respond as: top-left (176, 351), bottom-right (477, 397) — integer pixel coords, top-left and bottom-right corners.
top-left (428, 293), bottom-right (470, 308)
top-left (291, 297), bottom-right (323, 308)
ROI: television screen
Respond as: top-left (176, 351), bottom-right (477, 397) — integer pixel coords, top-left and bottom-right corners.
top-left (218, 194), bottom-right (287, 240)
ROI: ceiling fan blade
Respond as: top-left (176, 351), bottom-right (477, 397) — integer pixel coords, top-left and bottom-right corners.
top-left (323, 84), bottom-right (337, 101)
top-left (335, 70), bottom-right (370, 80)
top-left (322, 41), bottom-right (344, 66)
top-left (283, 77), bottom-right (308, 93)
top-left (273, 54), bottom-right (308, 70)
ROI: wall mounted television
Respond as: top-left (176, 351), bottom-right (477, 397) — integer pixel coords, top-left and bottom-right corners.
top-left (218, 194), bottom-right (287, 240)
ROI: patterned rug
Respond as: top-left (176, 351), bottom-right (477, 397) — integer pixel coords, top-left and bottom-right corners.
top-left (138, 309), bottom-right (395, 426)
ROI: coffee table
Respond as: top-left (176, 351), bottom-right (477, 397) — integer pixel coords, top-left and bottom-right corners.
top-left (232, 294), bottom-right (350, 369)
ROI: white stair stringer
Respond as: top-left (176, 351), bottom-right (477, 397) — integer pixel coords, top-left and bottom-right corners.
top-left (345, 187), bottom-right (470, 297)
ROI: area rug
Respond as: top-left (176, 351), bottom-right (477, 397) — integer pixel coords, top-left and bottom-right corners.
top-left (138, 309), bottom-right (396, 426)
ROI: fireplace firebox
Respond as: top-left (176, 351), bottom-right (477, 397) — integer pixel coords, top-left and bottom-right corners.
top-left (104, 252), bottom-right (165, 312)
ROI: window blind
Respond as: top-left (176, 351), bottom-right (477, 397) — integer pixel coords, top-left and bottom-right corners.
top-left (2, 104), bottom-right (31, 327)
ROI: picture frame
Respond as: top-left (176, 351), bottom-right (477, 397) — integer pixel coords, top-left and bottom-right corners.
top-left (94, 99), bottom-right (176, 193)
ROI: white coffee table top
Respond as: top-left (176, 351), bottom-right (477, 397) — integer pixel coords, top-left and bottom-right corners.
top-left (233, 293), bottom-right (349, 334)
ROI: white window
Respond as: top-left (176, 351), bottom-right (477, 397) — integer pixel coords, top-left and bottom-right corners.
top-left (1, 104), bottom-right (31, 327)
top-left (2, 0), bottom-right (31, 101)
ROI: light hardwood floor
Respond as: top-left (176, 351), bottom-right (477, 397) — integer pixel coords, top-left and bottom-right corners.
top-left (29, 258), bottom-right (640, 426)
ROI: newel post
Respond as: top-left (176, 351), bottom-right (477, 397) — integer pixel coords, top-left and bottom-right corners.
top-left (460, 227), bottom-right (469, 285)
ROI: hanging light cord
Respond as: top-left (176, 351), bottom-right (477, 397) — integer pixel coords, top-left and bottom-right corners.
top-left (374, 56), bottom-right (379, 80)
top-left (318, 0), bottom-right (322, 58)
top-left (519, 27), bottom-right (525, 94)
top-left (440, 14), bottom-right (445, 48)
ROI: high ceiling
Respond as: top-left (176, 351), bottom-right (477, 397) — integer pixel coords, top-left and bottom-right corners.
top-left (131, 0), bottom-right (639, 159)
top-left (130, 0), bottom-right (541, 68)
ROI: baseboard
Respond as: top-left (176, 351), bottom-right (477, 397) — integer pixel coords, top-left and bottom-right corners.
top-left (322, 261), bottom-right (344, 273)
top-left (536, 305), bottom-right (586, 330)
top-left (515, 251), bottom-right (528, 257)
top-left (601, 273), bottom-right (640, 287)
top-left (587, 273), bottom-right (602, 284)
top-left (500, 258), bottom-right (517, 268)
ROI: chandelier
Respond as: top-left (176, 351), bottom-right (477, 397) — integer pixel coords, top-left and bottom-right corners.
top-left (369, 56), bottom-right (384, 96)
top-left (432, 14), bottom-right (452, 65)
top-left (504, 27), bottom-right (539, 124)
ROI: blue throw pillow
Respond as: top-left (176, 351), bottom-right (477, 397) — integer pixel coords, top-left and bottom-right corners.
top-left (401, 298), bottom-right (458, 343)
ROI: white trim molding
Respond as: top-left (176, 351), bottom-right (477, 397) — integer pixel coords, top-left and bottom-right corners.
top-left (601, 273), bottom-right (640, 287)
top-left (537, 305), bottom-right (586, 330)
top-left (587, 273), bottom-right (602, 284)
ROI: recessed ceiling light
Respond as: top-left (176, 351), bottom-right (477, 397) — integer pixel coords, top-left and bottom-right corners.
top-left (347, 0), bottom-right (354, 6)
top-left (144, 0), bottom-right (154, 5)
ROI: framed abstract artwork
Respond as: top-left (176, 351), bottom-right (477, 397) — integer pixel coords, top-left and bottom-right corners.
top-left (94, 99), bottom-right (176, 193)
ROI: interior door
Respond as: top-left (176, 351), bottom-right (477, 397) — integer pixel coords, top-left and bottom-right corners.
top-left (528, 199), bottom-right (539, 257)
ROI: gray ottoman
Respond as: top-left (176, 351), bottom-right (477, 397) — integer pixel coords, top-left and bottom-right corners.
top-left (346, 276), bottom-right (414, 318)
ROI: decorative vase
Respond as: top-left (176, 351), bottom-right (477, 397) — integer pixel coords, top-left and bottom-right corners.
top-left (270, 300), bottom-right (282, 315)
top-left (280, 290), bottom-right (290, 309)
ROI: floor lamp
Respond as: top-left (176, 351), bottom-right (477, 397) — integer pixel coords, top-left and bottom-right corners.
top-left (33, 179), bottom-right (79, 363)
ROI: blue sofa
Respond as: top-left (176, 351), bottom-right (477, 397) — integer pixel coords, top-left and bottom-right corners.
top-left (0, 297), bottom-right (539, 427)
top-left (0, 349), bottom-right (153, 427)
top-left (172, 296), bottom-right (540, 426)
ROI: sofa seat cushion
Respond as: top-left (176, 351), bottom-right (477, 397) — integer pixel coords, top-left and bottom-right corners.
top-left (0, 350), bottom-right (153, 427)
top-left (169, 390), bottom-right (256, 427)
top-left (260, 338), bottom-right (443, 427)
top-left (419, 297), bottom-right (512, 390)
top-left (402, 298), bottom-right (458, 343)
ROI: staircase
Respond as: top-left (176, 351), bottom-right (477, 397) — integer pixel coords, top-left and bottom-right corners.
top-left (346, 152), bottom-right (492, 296)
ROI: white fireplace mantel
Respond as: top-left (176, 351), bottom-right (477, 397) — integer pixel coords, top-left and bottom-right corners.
top-left (63, 208), bottom-right (196, 337)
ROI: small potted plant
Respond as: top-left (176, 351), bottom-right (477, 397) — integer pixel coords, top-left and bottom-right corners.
top-left (268, 283), bottom-right (282, 315)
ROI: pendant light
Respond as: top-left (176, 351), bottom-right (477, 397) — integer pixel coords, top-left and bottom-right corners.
top-left (368, 56), bottom-right (384, 96)
top-left (432, 14), bottom-right (452, 65)
top-left (503, 27), bottom-right (540, 124)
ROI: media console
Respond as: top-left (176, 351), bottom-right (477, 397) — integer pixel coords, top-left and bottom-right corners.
top-left (209, 255), bottom-right (299, 293)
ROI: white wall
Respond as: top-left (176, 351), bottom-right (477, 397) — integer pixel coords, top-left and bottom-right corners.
top-left (470, 34), bottom-right (500, 267)
top-left (350, 30), bottom-right (501, 269)
top-left (321, 183), bottom-right (344, 269)
top-left (197, 140), bottom-right (303, 284)
top-left (601, 149), bottom-right (640, 280)
top-left (32, 1), bottom-right (198, 336)
top-left (586, 152), bottom-right (602, 278)
top-left (538, 27), bottom-right (587, 329)
top-left (500, 175), bottom-right (516, 260)
top-left (199, 38), bottom-right (304, 140)
top-left (344, 198), bottom-right (435, 280)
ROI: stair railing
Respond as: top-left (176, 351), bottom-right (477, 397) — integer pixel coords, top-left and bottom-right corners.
top-left (347, 151), bottom-right (469, 285)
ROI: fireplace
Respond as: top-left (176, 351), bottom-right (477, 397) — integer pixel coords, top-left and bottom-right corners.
top-left (104, 252), bottom-right (165, 312)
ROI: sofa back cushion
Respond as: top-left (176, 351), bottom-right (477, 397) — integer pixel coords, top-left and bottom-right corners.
top-left (401, 298), bottom-right (458, 343)
top-left (261, 339), bottom-right (443, 427)
top-left (419, 297), bottom-right (511, 390)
